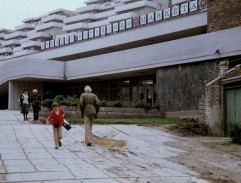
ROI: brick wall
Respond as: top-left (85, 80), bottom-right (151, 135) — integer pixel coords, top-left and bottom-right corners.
top-left (208, 0), bottom-right (241, 32)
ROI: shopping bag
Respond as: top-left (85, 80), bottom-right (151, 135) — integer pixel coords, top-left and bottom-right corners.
top-left (63, 119), bottom-right (72, 131)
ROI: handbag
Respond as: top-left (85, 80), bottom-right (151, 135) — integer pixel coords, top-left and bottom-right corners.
top-left (63, 119), bottom-right (72, 131)
top-left (38, 104), bottom-right (41, 111)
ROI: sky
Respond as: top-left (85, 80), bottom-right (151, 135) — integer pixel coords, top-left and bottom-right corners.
top-left (0, 0), bottom-right (85, 29)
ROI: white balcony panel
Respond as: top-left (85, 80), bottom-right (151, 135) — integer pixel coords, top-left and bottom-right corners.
top-left (76, 4), bottom-right (101, 14)
top-left (13, 50), bottom-right (38, 57)
top-left (108, 12), bottom-right (138, 22)
top-left (93, 10), bottom-right (116, 20)
top-left (35, 22), bottom-right (64, 31)
top-left (21, 41), bottom-right (41, 49)
top-left (63, 23), bottom-right (88, 32)
top-left (1, 40), bottom-right (20, 47)
top-left (0, 33), bottom-right (4, 38)
top-left (121, 0), bottom-right (141, 3)
top-left (0, 47), bottom-right (12, 54)
top-left (88, 20), bottom-right (109, 28)
top-left (64, 13), bottom-right (95, 24)
top-left (4, 32), bottom-right (27, 40)
top-left (28, 32), bottom-right (52, 40)
top-left (42, 14), bottom-right (65, 23)
top-left (13, 46), bottom-right (23, 52)
top-left (115, 0), bottom-right (158, 13)
top-left (27, 30), bottom-right (37, 36)
top-left (84, 0), bottom-right (100, 5)
top-left (19, 38), bottom-right (29, 44)
top-left (15, 23), bottom-right (34, 31)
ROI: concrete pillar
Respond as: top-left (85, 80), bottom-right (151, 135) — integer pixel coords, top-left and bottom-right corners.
top-left (8, 80), bottom-right (43, 110)
top-left (219, 59), bottom-right (229, 76)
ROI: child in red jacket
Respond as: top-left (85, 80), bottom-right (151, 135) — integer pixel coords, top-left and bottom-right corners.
top-left (46, 102), bottom-right (65, 149)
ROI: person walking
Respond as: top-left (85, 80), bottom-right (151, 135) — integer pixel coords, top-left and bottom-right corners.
top-left (31, 89), bottom-right (41, 121)
top-left (46, 102), bottom-right (65, 150)
top-left (80, 86), bottom-right (100, 146)
top-left (20, 89), bottom-right (31, 121)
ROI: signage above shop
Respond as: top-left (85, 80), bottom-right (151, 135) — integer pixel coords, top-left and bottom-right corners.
top-left (41, 0), bottom-right (202, 50)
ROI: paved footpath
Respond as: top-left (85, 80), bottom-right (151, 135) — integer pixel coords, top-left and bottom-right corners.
top-left (0, 110), bottom-right (209, 183)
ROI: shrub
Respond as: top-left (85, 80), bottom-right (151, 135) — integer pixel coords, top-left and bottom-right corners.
top-left (59, 95), bottom-right (79, 106)
top-left (135, 101), bottom-right (152, 111)
top-left (53, 95), bottom-right (65, 103)
top-left (41, 99), bottom-right (53, 108)
top-left (101, 100), bottom-right (108, 107)
top-left (229, 123), bottom-right (241, 144)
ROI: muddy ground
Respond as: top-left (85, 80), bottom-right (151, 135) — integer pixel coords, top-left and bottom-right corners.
top-left (150, 125), bottom-right (241, 183)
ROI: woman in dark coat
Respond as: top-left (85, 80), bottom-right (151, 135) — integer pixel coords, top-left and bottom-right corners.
top-left (20, 89), bottom-right (31, 121)
top-left (31, 89), bottom-right (41, 121)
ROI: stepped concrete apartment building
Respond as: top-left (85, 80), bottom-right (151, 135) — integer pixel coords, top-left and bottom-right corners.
top-left (0, 0), bottom-right (240, 134)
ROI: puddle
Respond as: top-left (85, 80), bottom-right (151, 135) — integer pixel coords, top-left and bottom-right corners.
top-left (93, 138), bottom-right (126, 148)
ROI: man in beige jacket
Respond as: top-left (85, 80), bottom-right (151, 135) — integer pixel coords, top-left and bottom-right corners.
top-left (80, 86), bottom-right (100, 146)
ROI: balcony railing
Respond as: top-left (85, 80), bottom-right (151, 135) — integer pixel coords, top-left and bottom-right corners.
top-left (13, 49), bottom-right (38, 57)
top-left (15, 23), bottom-right (34, 31)
top-left (115, 0), bottom-right (158, 13)
top-left (108, 12), bottom-right (138, 22)
top-left (76, 4), bottom-right (101, 14)
top-left (28, 32), bottom-right (52, 40)
top-left (42, 14), bottom-right (65, 23)
top-left (4, 31), bottom-right (27, 40)
top-left (1, 40), bottom-right (20, 47)
top-left (63, 22), bottom-right (88, 32)
top-left (0, 47), bottom-right (12, 54)
top-left (21, 41), bottom-right (41, 49)
top-left (35, 22), bottom-right (64, 31)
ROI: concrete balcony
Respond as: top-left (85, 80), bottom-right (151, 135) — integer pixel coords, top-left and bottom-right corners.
top-left (108, 12), bottom-right (138, 22)
top-left (0, 47), bottom-right (12, 54)
top-left (42, 14), bottom-right (65, 23)
top-left (21, 41), bottom-right (41, 49)
top-left (115, 0), bottom-right (158, 13)
top-left (13, 49), bottom-right (38, 57)
top-left (4, 32), bottom-right (27, 40)
top-left (1, 40), bottom-right (20, 47)
top-left (28, 32), bottom-right (52, 40)
top-left (0, 33), bottom-right (4, 39)
top-left (121, 0), bottom-right (141, 3)
top-left (15, 24), bottom-right (34, 31)
top-left (64, 10), bottom-right (115, 25)
top-left (35, 22), bottom-right (64, 31)
top-left (63, 22), bottom-right (88, 32)
top-left (76, 4), bottom-right (101, 14)
top-left (13, 46), bottom-right (23, 52)
top-left (64, 13), bottom-right (94, 24)
top-left (19, 38), bottom-right (29, 44)
top-left (84, 0), bottom-right (101, 5)
top-left (88, 20), bottom-right (109, 29)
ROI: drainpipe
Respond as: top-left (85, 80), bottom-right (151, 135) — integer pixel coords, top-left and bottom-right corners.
top-left (64, 62), bottom-right (67, 80)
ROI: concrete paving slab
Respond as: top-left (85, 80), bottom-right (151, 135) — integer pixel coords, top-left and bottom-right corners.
top-left (0, 110), bottom-right (209, 182)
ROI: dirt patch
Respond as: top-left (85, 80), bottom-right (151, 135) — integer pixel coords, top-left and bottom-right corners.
top-left (150, 125), bottom-right (241, 183)
top-left (93, 138), bottom-right (126, 148)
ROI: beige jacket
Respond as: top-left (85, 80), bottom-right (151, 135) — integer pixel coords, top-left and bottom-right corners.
top-left (80, 93), bottom-right (100, 117)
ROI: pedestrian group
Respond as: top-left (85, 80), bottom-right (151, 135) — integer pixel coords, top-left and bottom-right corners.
top-left (20, 86), bottom-right (100, 150)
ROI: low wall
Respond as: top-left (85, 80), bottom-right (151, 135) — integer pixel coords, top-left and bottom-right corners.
top-left (40, 106), bottom-right (162, 119)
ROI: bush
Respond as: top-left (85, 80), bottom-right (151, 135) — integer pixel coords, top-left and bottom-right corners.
top-left (135, 101), bottom-right (152, 111)
top-left (41, 99), bottom-right (53, 108)
top-left (229, 123), bottom-right (241, 144)
top-left (53, 95), bottom-right (65, 103)
top-left (59, 95), bottom-right (79, 106)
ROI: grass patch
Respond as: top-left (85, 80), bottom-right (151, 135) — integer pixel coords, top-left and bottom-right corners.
top-left (66, 118), bottom-right (180, 125)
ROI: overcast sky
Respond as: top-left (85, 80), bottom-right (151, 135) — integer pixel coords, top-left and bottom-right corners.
top-left (0, 0), bottom-right (85, 29)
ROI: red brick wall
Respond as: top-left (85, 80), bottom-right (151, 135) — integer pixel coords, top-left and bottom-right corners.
top-left (208, 0), bottom-right (241, 32)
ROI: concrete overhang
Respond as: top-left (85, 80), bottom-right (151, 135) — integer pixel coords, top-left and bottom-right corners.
top-left (65, 26), bottom-right (241, 81)
top-left (0, 58), bottom-right (65, 86)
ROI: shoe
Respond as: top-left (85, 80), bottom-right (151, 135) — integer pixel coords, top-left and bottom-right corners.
top-left (87, 143), bottom-right (92, 146)
top-left (55, 147), bottom-right (58, 150)
top-left (59, 141), bottom-right (62, 147)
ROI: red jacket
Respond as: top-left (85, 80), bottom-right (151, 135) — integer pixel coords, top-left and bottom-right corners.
top-left (46, 108), bottom-right (65, 127)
